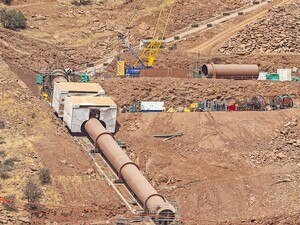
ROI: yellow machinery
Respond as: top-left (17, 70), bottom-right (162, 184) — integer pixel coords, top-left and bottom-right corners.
top-left (137, 0), bottom-right (174, 67)
top-left (117, 0), bottom-right (174, 77)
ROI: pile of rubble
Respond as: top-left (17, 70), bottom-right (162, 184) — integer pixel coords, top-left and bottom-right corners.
top-left (247, 117), bottom-right (300, 166)
top-left (219, 3), bottom-right (300, 54)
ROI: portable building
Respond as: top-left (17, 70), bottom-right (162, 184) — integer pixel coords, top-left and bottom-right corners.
top-left (277, 69), bottom-right (292, 81)
top-left (52, 82), bottom-right (105, 117)
top-left (63, 96), bottom-right (117, 133)
top-left (258, 72), bottom-right (268, 80)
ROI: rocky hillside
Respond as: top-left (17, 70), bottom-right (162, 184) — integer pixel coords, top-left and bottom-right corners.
top-left (219, 2), bottom-right (300, 54)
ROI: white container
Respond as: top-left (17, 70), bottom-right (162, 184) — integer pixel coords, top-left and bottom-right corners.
top-left (63, 96), bottom-right (117, 133)
top-left (258, 72), bottom-right (267, 80)
top-left (52, 82), bottom-right (105, 117)
top-left (277, 69), bottom-right (292, 81)
top-left (140, 101), bottom-right (164, 112)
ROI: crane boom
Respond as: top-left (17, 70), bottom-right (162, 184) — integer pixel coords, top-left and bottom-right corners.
top-left (137, 0), bottom-right (174, 67)
top-left (117, 32), bottom-right (146, 68)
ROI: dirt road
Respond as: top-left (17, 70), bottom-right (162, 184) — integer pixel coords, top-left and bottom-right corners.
top-left (189, 0), bottom-right (295, 54)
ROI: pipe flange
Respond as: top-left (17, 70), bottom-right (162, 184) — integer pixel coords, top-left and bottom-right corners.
top-left (94, 132), bottom-right (114, 149)
top-left (144, 193), bottom-right (166, 211)
top-left (118, 162), bottom-right (139, 180)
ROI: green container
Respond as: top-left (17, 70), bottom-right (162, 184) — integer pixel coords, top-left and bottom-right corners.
top-left (192, 72), bottom-right (201, 78)
top-left (292, 77), bottom-right (300, 81)
top-left (35, 74), bottom-right (44, 84)
top-left (266, 73), bottom-right (279, 81)
top-left (79, 74), bottom-right (90, 83)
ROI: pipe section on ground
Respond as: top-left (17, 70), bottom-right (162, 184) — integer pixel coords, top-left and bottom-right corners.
top-left (201, 63), bottom-right (259, 80)
top-left (84, 118), bottom-right (176, 224)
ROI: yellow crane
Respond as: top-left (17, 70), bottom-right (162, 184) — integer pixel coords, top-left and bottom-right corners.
top-left (137, 0), bottom-right (174, 67)
top-left (117, 0), bottom-right (174, 77)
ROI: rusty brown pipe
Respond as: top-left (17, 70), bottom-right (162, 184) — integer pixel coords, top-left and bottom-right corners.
top-left (84, 118), bottom-right (176, 224)
top-left (202, 63), bottom-right (259, 80)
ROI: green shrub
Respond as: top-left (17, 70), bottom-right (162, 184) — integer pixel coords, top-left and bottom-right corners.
top-left (0, 151), bottom-right (5, 157)
top-left (0, 9), bottom-right (26, 30)
top-left (2, 0), bottom-right (12, 5)
top-left (3, 157), bottom-right (18, 170)
top-left (23, 179), bottom-right (43, 209)
top-left (71, 0), bottom-right (91, 5)
top-left (38, 168), bottom-right (51, 184)
top-left (2, 195), bottom-right (17, 211)
top-left (0, 164), bottom-right (10, 179)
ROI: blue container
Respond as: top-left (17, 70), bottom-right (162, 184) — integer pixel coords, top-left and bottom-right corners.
top-left (126, 67), bottom-right (141, 77)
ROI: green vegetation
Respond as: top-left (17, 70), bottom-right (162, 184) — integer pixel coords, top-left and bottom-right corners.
top-left (23, 179), bottom-right (43, 209)
top-left (2, 195), bottom-right (17, 211)
top-left (0, 9), bottom-right (27, 30)
top-left (38, 168), bottom-right (51, 185)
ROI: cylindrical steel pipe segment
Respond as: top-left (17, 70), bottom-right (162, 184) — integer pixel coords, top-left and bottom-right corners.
top-left (85, 118), bottom-right (175, 224)
top-left (202, 63), bottom-right (259, 79)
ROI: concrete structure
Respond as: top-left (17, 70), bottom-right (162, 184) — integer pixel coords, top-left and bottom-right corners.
top-left (52, 82), bottom-right (105, 117)
top-left (84, 118), bottom-right (176, 224)
top-left (63, 96), bottom-right (117, 133)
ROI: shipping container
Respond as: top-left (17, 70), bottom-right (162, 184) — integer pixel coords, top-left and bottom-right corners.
top-left (63, 96), bottom-right (117, 133)
top-left (266, 73), bottom-right (279, 81)
top-left (140, 102), bottom-right (164, 112)
top-left (52, 82), bottom-right (105, 117)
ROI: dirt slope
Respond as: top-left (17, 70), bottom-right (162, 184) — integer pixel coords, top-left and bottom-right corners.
top-left (0, 60), bottom-right (124, 224)
top-left (116, 110), bottom-right (300, 224)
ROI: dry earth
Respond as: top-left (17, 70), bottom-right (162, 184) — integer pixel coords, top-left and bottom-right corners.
top-left (116, 111), bottom-right (300, 224)
top-left (0, 0), bottom-right (300, 224)
top-left (0, 60), bottom-right (125, 224)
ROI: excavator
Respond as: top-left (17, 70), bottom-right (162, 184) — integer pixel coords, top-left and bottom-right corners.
top-left (117, 0), bottom-right (174, 77)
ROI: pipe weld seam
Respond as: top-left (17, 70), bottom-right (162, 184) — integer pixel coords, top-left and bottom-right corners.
top-left (144, 193), bottom-right (166, 211)
top-left (118, 162), bottom-right (139, 179)
top-left (94, 132), bottom-right (114, 149)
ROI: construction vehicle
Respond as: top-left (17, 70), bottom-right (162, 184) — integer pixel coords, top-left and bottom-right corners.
top-left (36, 65), bottom-right (90, 102)
top-left (270, 94), bottom-right (293, 110)
top-left (117, 0), bottom-right (174, 77)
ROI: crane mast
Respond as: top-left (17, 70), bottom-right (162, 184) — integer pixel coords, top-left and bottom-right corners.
top-left (137, 0), bottom-right (174, 67)
top-left (117, 0), bottom-right (174, 77)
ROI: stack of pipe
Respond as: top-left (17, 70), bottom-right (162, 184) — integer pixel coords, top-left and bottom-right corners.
top-left (201, 63), bottom-right (259, 80)
top-left (84, 118), bottom-right (176, 224)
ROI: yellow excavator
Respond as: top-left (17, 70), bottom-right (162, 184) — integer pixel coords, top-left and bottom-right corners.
top-left (117, 0), bottom-right (174, 77)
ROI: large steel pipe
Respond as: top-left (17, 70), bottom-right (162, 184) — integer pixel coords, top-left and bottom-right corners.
top-left (201, 63), bottom-right (259, 80)
top-left (84, 118), bottom-right (175, 224)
